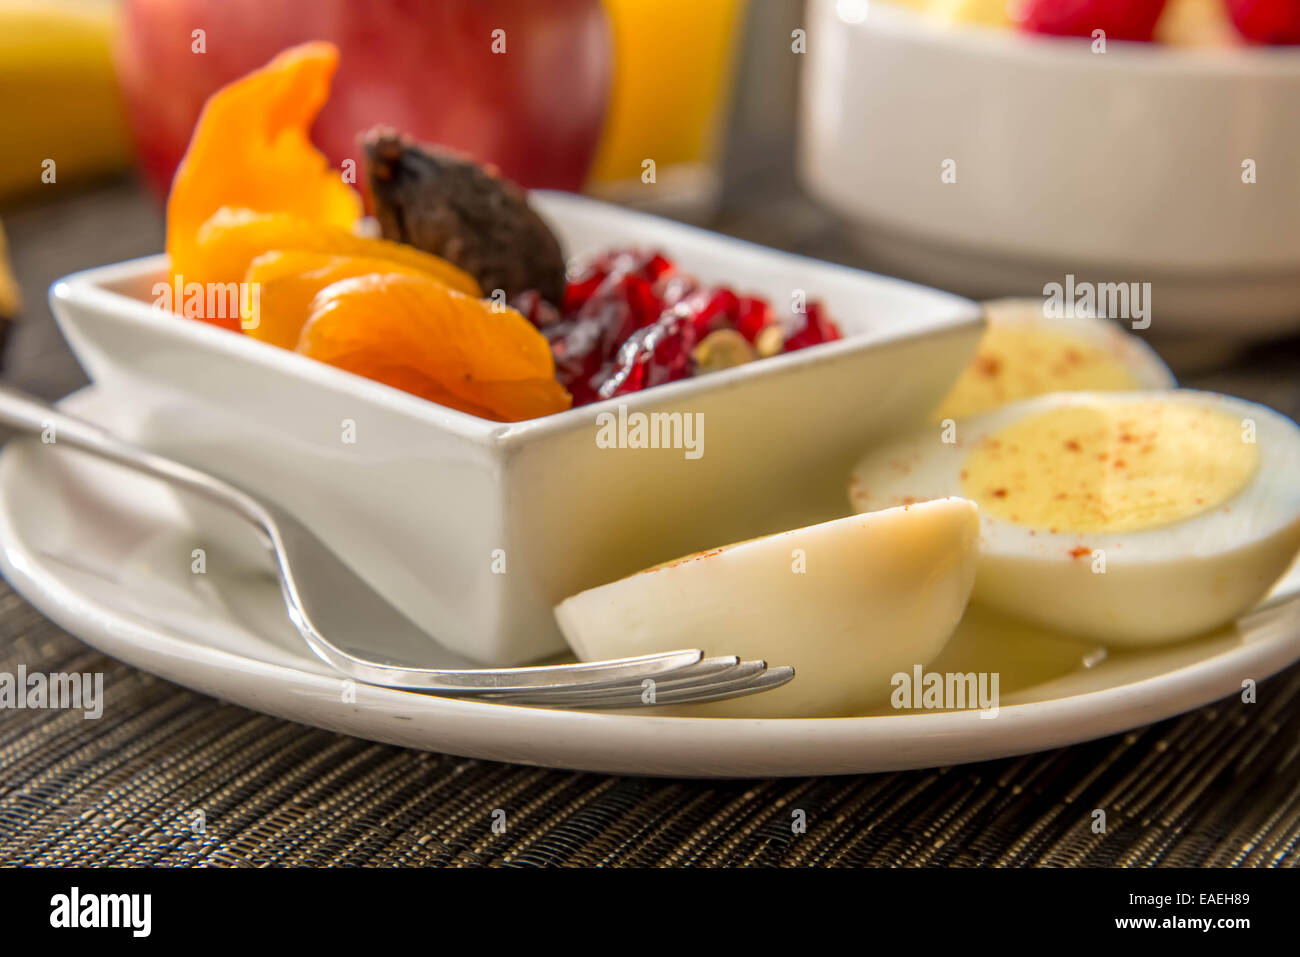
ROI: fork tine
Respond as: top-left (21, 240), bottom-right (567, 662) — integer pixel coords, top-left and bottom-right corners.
top-left (347, 648), bottom-right (706, 692)
top-left (466, 656), bottom-right (747, 703)
top-left (516, 666), bottom-right (794, 709)
top-left (485, 662), bottom-right (795, 708)
top-left (646, 666), bottom-right (796, 706)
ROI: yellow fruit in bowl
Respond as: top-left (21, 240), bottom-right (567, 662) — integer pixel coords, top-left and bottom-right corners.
top-left (0, 220), bottom-right (19, 320)
top-left (925, 0), bottom-right (1015, 28)
top-left (0, 0), bottom-right (131, 199)
top-left (165, 43), bottom-right (363, 297)
top-left (183, 207), bottom-right (479, 330)
top-left (242, 250), bottom-right (462, 348)
top-left (298, 272), bottom-right (570, 422)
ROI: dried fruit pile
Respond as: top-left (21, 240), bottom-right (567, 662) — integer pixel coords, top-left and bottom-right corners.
top-left (164, 42), bottom-right (842, 422)
top-left (164, 43), bottom-right (569, 422)
top-left (359, 131), bottom-right (842, 406)
top-left (538, 250), bottom-right (841, 405)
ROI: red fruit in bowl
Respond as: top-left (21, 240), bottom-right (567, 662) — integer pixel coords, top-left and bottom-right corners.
top-left (783, 301), bottom-right (842, 352)
top-left (688, 288), bottom-right (739, 338)
top-left (734, 296), bottom-right (774, 343)
top-left (1226, 0), bottom-right (1300, 43)
top-left (115, 0), bottom-right (612, 195)
top-left (1016, 0), bottom-right (1169, 41)
top-left (596, 311), bottom-right (697, 400)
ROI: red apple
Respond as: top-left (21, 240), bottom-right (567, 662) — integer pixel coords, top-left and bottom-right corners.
top-left (1015, 0), bottom-right (1169, 41)
top-left (1226, 0), bottom-right (1300, 44)
top-left (115, 0), bottom-right (612, 195)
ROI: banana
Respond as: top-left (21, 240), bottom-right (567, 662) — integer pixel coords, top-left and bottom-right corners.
top-left (0, 0), bottom-right (131, 199)
top-left (0, 219), bottom-right (18, 366)
top-left (0, 220), bottom-right (18, 321)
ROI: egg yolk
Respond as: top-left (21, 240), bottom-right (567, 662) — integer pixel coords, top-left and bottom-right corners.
top-left (960, 401), bottom-right (1258, 533)
top-left (934, 326), bottom-right (1142, 421)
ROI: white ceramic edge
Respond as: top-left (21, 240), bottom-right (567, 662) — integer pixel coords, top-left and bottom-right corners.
top-left (4, 399), bottom-right (1299, 778)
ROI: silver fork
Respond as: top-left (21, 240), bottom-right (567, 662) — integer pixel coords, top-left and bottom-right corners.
top-left (0, 386), bottom-right (794, 708)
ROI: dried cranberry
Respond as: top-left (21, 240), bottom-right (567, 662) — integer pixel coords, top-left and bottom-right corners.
top-left (545, 318), bottom-right (605, 403)
top-left (509, 289), bottom-right (562, 328)
top-left (674, 289), bottom-right (725, 339)
top-left (643, 252), bottom-right (675, 281)
top-left (783, 300), bottom-right (842, 352)
top-left (562, 250), bottom-right (631, 314)
top-left (655, 274), bottom-right (699, 311)
top-left (549, 246), bottom-right (842, 405)
top-left (596, 308), bottom-right (697, 400)
top-left (735, 296), bottom-right (774, 344)
top-left (620, 273), bottom-right (663, 328)
top-left (562, 270), bottom-right (607, 314)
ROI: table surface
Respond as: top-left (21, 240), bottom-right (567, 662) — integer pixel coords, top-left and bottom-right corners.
top-left (1, 178), bottom-right (1299, 867)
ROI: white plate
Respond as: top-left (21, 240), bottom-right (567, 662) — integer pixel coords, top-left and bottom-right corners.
top-left (3, 387), bottom-right (1300, 778)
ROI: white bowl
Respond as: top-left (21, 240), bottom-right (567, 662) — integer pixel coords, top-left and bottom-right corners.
top-left (799, 0), bottom-right (1300, 336)
top-left (49, 190), bottom-right (981, 666)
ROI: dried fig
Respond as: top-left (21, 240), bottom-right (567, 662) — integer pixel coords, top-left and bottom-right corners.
top-left (362, 128), bottom-right (567, 307)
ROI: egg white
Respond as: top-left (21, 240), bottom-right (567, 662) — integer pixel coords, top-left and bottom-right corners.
top-left (554, 498), bottom-right (980, 718)
top-left (850, 390), bottom-right (1300, 646)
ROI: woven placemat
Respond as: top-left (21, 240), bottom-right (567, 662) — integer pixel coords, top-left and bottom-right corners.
top-left (1, 180), bottom-right (1299, 867)
top-left (2, 593), bottom-right (1299, 866)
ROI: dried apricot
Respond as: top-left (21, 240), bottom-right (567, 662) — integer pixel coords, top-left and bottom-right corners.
top-left (298, 273), bottom-right (572, 421)
top-left (197, 208), bottom-right (480, 296)
top-left (243, 250), bottom-right (437, 348)
top-left (166, 43), bottom-right (362, 307)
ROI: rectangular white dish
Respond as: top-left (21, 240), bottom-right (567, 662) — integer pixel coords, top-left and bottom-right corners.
top-left (49, 190), bottom-right (982, 665)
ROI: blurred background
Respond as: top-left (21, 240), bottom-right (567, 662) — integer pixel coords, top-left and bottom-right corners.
top-left (1, 0), bottom-right (1298, 403)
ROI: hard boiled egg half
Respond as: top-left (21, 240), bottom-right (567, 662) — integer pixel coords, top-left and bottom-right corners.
top-left (554, 498), bottom-right (980, 718)
top-left (932, 299), bottom-right (1174, 421)
top-left (850, 390), bottom-right (1300, 646)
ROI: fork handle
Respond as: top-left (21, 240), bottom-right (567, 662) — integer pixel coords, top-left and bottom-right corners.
top-left (0, 384), bottom-right (268, 530)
